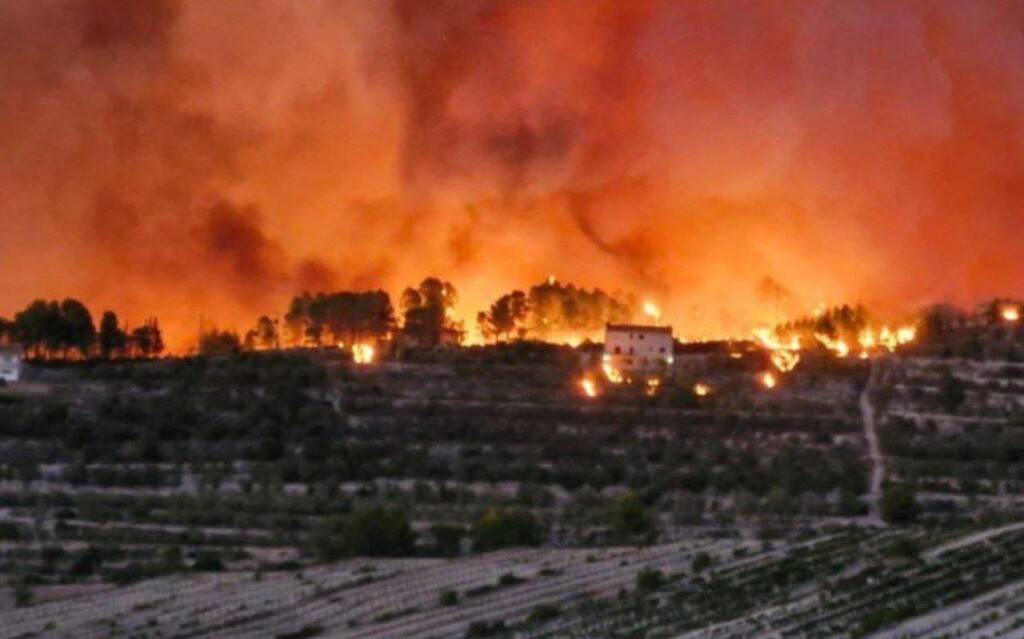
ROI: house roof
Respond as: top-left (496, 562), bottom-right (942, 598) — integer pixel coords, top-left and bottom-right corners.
top-left (605, 324), bottom-right (673, 334)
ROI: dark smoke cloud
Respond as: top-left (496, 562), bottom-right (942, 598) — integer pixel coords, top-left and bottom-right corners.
top-left (1, 0), bottom-right (1023, 348)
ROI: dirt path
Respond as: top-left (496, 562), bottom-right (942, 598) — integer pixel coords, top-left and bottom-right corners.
top-left (861, 362), bottom-right (885, 524)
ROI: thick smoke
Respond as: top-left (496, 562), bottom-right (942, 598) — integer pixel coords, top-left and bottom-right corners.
top-left (1, 0), bottom-right (1022, 348)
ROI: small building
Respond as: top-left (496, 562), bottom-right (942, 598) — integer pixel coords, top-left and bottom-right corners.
top-left (0, 344), bottom-right (24, 383)
top-left (603, 324), bottom-right (673, 374)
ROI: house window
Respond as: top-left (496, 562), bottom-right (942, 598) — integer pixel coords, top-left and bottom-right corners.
top-left (614, 346), bottom-right (621, 354)
top-left (639, 334), bottom-right (645, 340)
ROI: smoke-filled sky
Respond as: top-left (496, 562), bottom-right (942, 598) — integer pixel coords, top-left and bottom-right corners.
top-left (2, 0), bottom-right (1023, 349)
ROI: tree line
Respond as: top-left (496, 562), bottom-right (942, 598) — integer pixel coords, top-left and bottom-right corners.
top-left (0, 299), bottom-right (163, 360)
top-left (477, 279), bottom-right (635, 341)
top-left (234, 276), bottom-right (637, 356)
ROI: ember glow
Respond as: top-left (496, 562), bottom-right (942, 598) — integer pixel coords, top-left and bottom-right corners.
top-left (579, 377), bottom-right (598, 399)
top-left (1003, 306), bottom-right (1021, 323)
top-left (3, 2), bottom-right (1024, 350)
top-left (760, 372), bottom-right (778, 390)
top-left (694, 382), bottom-right (712, 397)
top-left (643, 302), bottom-right (662, 324)
top-left (352, 343), bottom-right (375, 365)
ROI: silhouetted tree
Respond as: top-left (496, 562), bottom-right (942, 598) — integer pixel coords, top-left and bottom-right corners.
top-left (130, 318), bottom-right (164, 358)
top-left (200, 330), bottom-right (241, 356)
top-left (285, 291), bottom-right (393, 346)
top-left (244, 315), bottom-right (278, 350)
top-left (480, 291), bottom-right (529, 342)
top-left (13, 298), bottom-right (95, 358)
top-left (59, 299), bottom-right (95, 358)
top-left (402, 277), bottom-right (460, 347)
top-left (98, 311), bottom-right (128, 359)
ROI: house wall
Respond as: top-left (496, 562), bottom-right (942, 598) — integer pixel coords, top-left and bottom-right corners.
top-left (0, 353), bottom-right (21, 383)
top-left (603, 328), bottom-right (673, 371)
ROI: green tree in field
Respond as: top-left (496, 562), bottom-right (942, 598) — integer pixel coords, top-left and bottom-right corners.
top-left (880, 485), bottom-right (921, 525)
top-left (608, 492), bottom-right (655, 541)
top-left (635, 567), bottom-right (665, 593)
top-left (312, 504), bottom-right (415, 561)
top-left (473, 508), bottom-right (542, 551)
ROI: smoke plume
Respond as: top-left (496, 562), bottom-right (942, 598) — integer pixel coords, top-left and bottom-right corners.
top-left (1, 0), bottom-right (1022, 347)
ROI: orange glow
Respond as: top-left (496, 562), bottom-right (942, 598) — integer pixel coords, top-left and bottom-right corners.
top-left (643, 302), bottom-right (661, 324)
top-left (760, 372), bottom-right (778, 390)
top-left (580, 377), bottom-right (598, 398)
top-left (815, 333), bottom-right (850, 358)
top-left (2, 4), bottom-right (1023, 352)
top-left (694, 382), bottom-right (711, 397)
top-left (352, 343), bottom-right (375, 365)
top-left (1002, 306), bottom-right (1020, 323)
top-left (602, 361), bottom-right (625, 384)
top-left (754, 327), bottom-right (802, 373)
top-left (645, 377), bottom-right (661, 397)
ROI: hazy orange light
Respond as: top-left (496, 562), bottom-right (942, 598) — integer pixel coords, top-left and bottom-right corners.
top-left (1002, 306), bottom-right (1020, 323)
top-left (694, 382), bottom-right (711, 397)
top-left (760, 371), bottom-right (778, 389)
top-left (580, 377), bottom-right (598, 398)
top-left (352, 343), bottom-right (375, 364)
top-left (643, 302), bottom-right (661, 323)
top-left (645, 377), bottom-right (661, 397)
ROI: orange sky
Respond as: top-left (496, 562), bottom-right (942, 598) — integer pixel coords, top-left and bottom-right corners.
top-left (1, 0), bottom-right (1022, 350)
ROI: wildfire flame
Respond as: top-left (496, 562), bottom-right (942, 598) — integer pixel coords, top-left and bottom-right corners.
top-left (580, 377), bottom-right (598, 398)
top-left (1002, 305), bottom-right (1020, 323)
top-left (602, 361), bottom-right (625, 384)
top-left (760, 371), bottom-right (778, 389)
top-left (694, 382), bottom-right (711, 397)
top-left (352, 343), bottom-right (375, 365)
top-left (754, 327), bottom-right (802, 373)
top-left (645, 377), bottom-right (661, 397)
top-left (815, 333), bottom-right (850, 358)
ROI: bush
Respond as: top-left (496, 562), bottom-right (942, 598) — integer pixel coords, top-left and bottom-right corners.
top-left (473, 509), bottom-right (541, 552)
top-left (880, 485), bottom-right (921, 525)
top-left (691, 551), bottom-right (713, 573)
top-left (636, 567), bottom-right (665, 593)
top-left (465, 620), bottom-right (506, 638)
top-left (192, 552), bottom-right (225, 572)
top-left (527, 604), bottom-right (561, 623)
top-left (439, 589), bottom-right (459, 607)
top-left (311, 504), bottom-right (416, 561)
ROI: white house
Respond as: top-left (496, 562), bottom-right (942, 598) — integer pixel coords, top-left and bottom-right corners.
top-left (0, 345), bottom-right (24, 383)
top-left (603, 324), bottom-right (673, 375)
